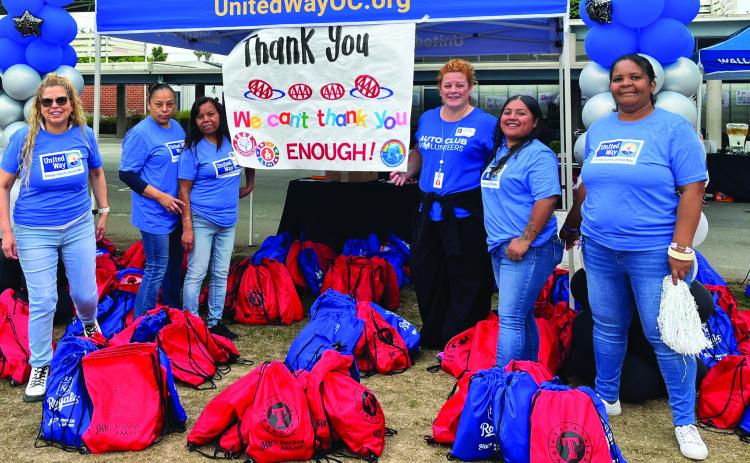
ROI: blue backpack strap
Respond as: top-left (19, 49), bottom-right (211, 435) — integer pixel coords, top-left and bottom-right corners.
top-left (578, 386), bottom-right (627, 463)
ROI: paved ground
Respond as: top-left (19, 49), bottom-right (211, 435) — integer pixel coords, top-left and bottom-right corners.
top-left (98, 137), bottom-right (750, 281)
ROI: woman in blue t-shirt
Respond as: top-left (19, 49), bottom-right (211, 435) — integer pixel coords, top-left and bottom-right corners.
top-left (0, 74), bottom-right (109, 402)
top-left (481, 95), bottom-right (562, 369)
top-left (390, 59), bottom-right (496, 349)
top-left (119, 84), bottom-right (186, 317)
top-left (560, 54), bottom-right (708, 461)
top-left (178, 97), bottom-right (254, 340)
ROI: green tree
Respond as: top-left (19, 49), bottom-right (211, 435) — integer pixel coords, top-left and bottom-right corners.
top-left (193, 50), bottom-right (213, 62)
top-left (149, 46), bottom-right (168, 62)
top-left (571, 0), bottom-right (581, 19)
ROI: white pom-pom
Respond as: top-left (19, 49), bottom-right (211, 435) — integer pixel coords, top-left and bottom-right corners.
top-left (658, 276), bottom-right (711, 356)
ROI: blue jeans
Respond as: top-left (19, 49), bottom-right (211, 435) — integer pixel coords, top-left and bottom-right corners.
top-left (134, 227), bottom-right (183, 317)
top-left (182, 215), bottom-right (236, 327)
top-left (15, 217), bottom-right (98, 368)
top-left (583, 237), bottom-right (696, 426)
top-left (492, 237), bottom-right (563, 368)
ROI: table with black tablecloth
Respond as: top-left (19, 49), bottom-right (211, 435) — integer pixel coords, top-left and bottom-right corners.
top-left (706, 153), bottom-right (750, 202)
top-left (277, 178), bottom-right (421, 249)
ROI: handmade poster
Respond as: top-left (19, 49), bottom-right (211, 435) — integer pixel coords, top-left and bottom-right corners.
top-left (223, 23), bottom-right (415, 171)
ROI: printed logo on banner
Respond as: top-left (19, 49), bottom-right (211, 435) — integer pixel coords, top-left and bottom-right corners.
top-left (213, 155), bottom-right (242, 178)
top-left (547, 422), bottom-right (593, 463)
top-left (320, 82), bottom-right (346, 100)
top-left (351, 74), bottom-right (394, 100)
top-left (591, 139), bottom-right (644, 165)
top-left (288, 83), bottom-right (313, 101)
top-left (233, 132), bottom-right (258, 157)
top-left (39, 150), bottom-right (85, 180)
top-left (256, 141), bottom-right (280, 167)
top-left (245, 79), bottom-right (285, 100)
top-left (165, 141), bottom-right (184, 162)
top-left (380, 139), bottom-right (406, 167)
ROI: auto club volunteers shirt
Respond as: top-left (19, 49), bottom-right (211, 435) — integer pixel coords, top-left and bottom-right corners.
top-left (416, 107), bottom-right (496, 221)
top-left (120, 117), bottom-right (185, 234)
top-left (581, 108), bottom-right (707, 251)
top-left (0, 125), bottom-right (102, 228)
top-left (178, 137), bottom-right (242, 228)
top-left (481, 139), bottom-right (561, 252)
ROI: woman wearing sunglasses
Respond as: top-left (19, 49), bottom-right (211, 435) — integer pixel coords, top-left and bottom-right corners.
top-left (0, 74), bottom-right (109, 402)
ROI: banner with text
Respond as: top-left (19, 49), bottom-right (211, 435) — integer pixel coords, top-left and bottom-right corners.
top-left (223, 23), bottom-right (415, 171)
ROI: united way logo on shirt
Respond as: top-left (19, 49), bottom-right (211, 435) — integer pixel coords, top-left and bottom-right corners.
top-left (165, 140), bottom-right (184, 162)
top-left (39, 150), bottom-right (85, 180)
top-left (213, 153), bottom-right (242, 178)
top-left (591, 139), bottom-right (644, 165)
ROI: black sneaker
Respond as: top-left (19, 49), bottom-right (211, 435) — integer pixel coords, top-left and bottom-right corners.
top-left (83, 320), bottom-right (102, 338)
top-left (209, 322), bottom-right (238, 340)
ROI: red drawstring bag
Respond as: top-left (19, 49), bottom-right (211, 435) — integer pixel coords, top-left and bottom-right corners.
top-left (438, 312), bottom-right (498, 379)
top-left (81, 343), bottom-right (167, 453)
top-left (322, 256), bottom-right (400, 310)
top-left (200, 257), bottom-right (251, 314)
top-left (234, 259), bottom-right (302, 326)
top-left (698, 355), bottom-right (750, 429)
top-left (355, 302), bottom-right (411, 375)
top-left (265, 259), bottom-right (304, 325)
top-left (286, 240), bottom-right (337, 290)
top-left (242, 361), bottom-right (315, 463)
top-left (535, 301), bottom-right (576, 375)
top-left (95, 251), bottom-right (118, 299)
top-left (116, 268), bottom-right (144, 295)
top-left (96, 236), bottom-right (117, 255)
top-left (118, 240), bottom-right (146, 270)
top-left (157, 323), bottom-right (217, 387)
top-left (504, 359), bottom-right (553, 386)
top-left (0, 288), bottom-right (30, 385)
top-left (430, 376), bottom-right (470, 445)
top-left (706, 284), bottom-right (750, 355)
top-left (440, 327), bottom-right (475, 379)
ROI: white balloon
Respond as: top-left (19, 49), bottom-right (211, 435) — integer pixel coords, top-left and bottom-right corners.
top-left (579, 62), bottom-right (611, 98)
top-left (638, 54), bottom-right (665, 94)
top-left (0, 93), bottom-right (24, 129)
top-left (582, 92), bottom-right (616, 129)
top-left (693, 211), bottom-right (708, 247)
top-left (692, 258), bottom-right (698, 281)
top-left (663, 57), bottom-right (702, 97)
top-left (574, 132), bottom-right (587, 164)
top-left (2, 64), bottom-right (41, 101)
top-left (52, 65), bottom-right (84, 96)
top-left (23, 98), bottom-right (34, 121)
top-left (655, 91), bottom-right (698, 127)
top-left (0, 121), bottom-right (28, 147)
top-left (9, 179), bottom-right (20, 227)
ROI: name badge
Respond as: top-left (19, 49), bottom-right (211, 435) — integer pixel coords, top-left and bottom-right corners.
top-left (480, 165), bottom-right (506, 189)
top-left (165, 140), bottom-right (184, 162)
top-left (213, 154), bottom-right (242, 178)
top-left (433, 171), bottom-right (444, 189)
top-left (591, 139), bottom-right (644, 165)
top-left (455, 127), bottom-right (476, 137)
top-left (39, 150), bottom-right (85, 180)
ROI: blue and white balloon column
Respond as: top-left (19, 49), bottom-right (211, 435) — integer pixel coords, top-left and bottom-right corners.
top-left (0, 0), bottom-right (84, 149)
top-left (577, 0), bottom-right (703, 163)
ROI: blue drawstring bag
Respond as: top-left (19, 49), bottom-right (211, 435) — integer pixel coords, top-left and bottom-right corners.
top-left (368, 302), bottom-right (420, 356)
top-left (157, 348), bottom-right (188, 432)
top-left (378, 234), bottom-right (410, 287)
top-left (695, 250), bottom-right (727, 287)
top-left (494, 371), bottom-right (540, 463)
top-left (285, 313), bottom-right (364, 374)
top-left (299, 247), bottom-right (326, 293)
top-left (739, 403), bottom-right (750, 441)
top-left (551, 272), bottom-right (570, 306)
top-left (342, 234), bottom-right (381, 257)
top-left (251, 232), bottom-right (292, 265)
top-left (310, 288), bottom-right (358, 320)
top-left (699, 306), bottom-right (740, 369)
top-left (452, 367), bottom-right (505, 461)
top-left (64, 290), bottom-right (135, 339)
top-left (131, 310), bottom-right (170, 343)
top-left (40, 336), bottom-right (99, 450)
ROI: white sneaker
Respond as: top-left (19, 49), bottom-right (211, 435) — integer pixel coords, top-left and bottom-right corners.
top-left (23, 365), bottom-right (50, 402)
top-left (83, 319), bottom-right (102, 338)
top-left (675, 424), bottom-right (709, 461)
top-left (601, 397), bottom-right (621, 416)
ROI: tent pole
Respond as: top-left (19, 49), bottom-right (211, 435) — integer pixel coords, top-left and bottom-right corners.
top-left (696, 76), bottom-right (704, 138)
top-left (248, 191), bottom-right (254, 247)
top-left (94, 33), bottom-right (102, 140)
top-left (561, 17), bottom-right (573, 214)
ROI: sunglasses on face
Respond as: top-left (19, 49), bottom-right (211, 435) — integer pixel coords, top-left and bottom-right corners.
top-left (41, 96), bottom-right (69, 108)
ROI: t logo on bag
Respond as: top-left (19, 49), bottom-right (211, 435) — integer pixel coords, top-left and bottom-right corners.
top-left (548, 423), bottom-right (592, 463)
top-left (361, 391), bottom-right (378, 418)
top-left (262, 397), bottom-right (298, 436)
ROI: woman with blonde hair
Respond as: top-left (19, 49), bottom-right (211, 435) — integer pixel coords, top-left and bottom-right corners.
top-left (0, 74), bottom-right (109, 402)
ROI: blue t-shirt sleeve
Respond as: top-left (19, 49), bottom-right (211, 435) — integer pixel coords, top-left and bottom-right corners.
top-left (481, 115), bottom-right (497, 154)
top-left (669, 121), bottom-right (707, 187)
top-left (0, 130), bottom-right (23, 175)
top-left (85, 127), bottom-right (103, 169)
top-left (527, 147), bottom-right (561, 200)
top-left (119, 129), bottom-right (148, 173)
top-left (178, 146), bottom-right (198, 181)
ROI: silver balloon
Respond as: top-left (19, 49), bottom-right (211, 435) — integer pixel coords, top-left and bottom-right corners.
top-left (2, 64), bottom-right (41, 101)
top-left (0, 121), bottom-right (28, 148)
top-left (637, 54), bottom-right (664, 94)
top-left (655, 91), bottom-right (698, 127)
top-left (582, 92), bottom-right (616, 129)
top-left (23, 97), bottom-right (34, 121)
top-left (52, 65), bottom-right (84, 96)
top-left (574, 132), bottom-right (588, 164)
top-left (9, 179), bottom-right (20, 227)
top-left (579, 62), bottom-right (610, 98)
top-left (663, 57), bottom-right (702, 97)
top-left (0, 93), bottom-right (24, 129)
top-left (693, 211), bottom-right (708, 247)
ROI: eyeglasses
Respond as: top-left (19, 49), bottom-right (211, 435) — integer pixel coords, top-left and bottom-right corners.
top-left (40, 96), bottom-right (69, 108)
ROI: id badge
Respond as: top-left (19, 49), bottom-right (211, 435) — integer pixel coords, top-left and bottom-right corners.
top-left (433, 171), bottom-right (444, 189)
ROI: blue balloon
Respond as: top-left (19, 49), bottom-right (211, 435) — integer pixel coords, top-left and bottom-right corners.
top-left (39, 6), bottom-right (78, 45)
top-left (1, 14), bottom-right (35, 45)
top-left (584, 24), bottom-right (638, 68)
top-left (638, 18), bottom-right (693, 66)
top-left (0, 38), bottom-right (27, 71)
top-left (662, 0), bottom-right (700, 25)
top-left (2, 0), bottom-right (44, 16)
top-left (25, 39), bottom-right (63, 73)
top-left (682, 31), bottom-right (696, 59)
top-left (45, 0), bottom-right (75, 6)
top-left (61, 44), bottom-right (78, 67)
top-left (579, 1), bottom-right (596, 27)
top-left (612, 0), bottom-right (664, 29)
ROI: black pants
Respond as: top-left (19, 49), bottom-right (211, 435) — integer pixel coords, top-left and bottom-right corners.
top-left (411, 215), bottom-right (492, 350)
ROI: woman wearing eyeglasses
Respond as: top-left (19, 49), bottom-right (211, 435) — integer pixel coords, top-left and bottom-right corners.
top-left (0, 74), bottom-right (109, 402)
top-left (119, 83), bottom-right (186, 318)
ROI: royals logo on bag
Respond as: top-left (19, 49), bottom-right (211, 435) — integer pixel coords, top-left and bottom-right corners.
top-left (262, 396), bottom-right (298, 437)
top-left (547, 422), bottom-right (593, 463)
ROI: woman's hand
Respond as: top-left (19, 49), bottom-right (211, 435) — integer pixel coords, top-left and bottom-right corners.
top-left (390, 171), bottom-right (410, 187)
top-left (239, 184), bottom-right (254, 198)
top-left (559, 226), bottom-right (580, 250)
top-left (182, 229), bottom-right (194, 254)
top-left (158, 193), bottom-right (185, 214)
top-left (1, 231), bottom-right (18, 259)
top-left (668, 255), bottom-right (694, 285)
top-left (95, 214), bottom-right (108, 241)
top-left (505, 238), bottom-right (530, 261)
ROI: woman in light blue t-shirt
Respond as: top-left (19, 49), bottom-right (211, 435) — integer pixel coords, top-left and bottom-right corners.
top-left (179, 97), bottom-right (254, 340)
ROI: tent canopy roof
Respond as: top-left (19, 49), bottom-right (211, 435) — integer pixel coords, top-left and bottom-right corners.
top-left (700, 24), bottom-right (750, 80)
